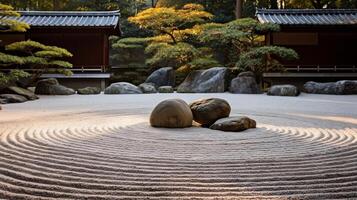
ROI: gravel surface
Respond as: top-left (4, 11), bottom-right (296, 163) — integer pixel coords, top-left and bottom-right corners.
top-left (0, 93), bottom-right (356, 199)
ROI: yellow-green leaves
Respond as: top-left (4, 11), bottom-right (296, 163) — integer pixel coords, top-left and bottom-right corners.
top-left (0, 3), bottom-right (30, 32)
top-left (128, 4), bottom-right (213, 43)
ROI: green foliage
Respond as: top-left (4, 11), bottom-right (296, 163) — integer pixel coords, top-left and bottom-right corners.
top-left (145, 42), bottom-right (199, 69)
top-left (0, 3), bottom-right (30, 32)
top-left (0, 52), bottom-right (24, 65)
top-left (236, 46), bottom-right (299, 77)
top-left (1, 40), bottom-right (73, 84)
top-left (0, 70), bottom-right (30, 86)
top-left (156, 0), bottom-right (236, 22)
top-left (187, 57), bottom-right (221, 70)
top-left (198, 18), bottom-right (286, 68)
top-left (112, 37), bottom-right (152, 49)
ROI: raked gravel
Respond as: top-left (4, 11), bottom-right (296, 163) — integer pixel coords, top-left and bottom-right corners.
top-left (0, 93), bottom-right (356, 199)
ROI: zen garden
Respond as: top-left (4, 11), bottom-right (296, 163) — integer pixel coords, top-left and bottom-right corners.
top-left (0, 0), bottom-right (357, 199)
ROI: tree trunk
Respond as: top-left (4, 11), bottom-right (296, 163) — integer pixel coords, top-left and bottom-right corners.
top-left (235, 0), bottom-right (243, 19)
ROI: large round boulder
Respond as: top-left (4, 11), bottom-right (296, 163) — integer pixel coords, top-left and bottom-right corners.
top-left (230, 71), bottom-right (261, 94)
top-left (150, 99), bottom-right (193, 128)
top-left (267, 85), bottom-right (300, 96)
top-left (145, 67), bottom-right (175, 87)
top-left (35, 78), bottom-right (75, 95)
top-left (189, 98), bottom-right (231, 127)
top-left (210, 116), bottom-right (256, 132)
top-left (177, 67), bottom-right (227, 93)
top-left (104, 82), bottom-right (143, 94)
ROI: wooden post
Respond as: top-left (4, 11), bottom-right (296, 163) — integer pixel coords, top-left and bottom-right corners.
top-left (236, 0), bottom-right (243, 19)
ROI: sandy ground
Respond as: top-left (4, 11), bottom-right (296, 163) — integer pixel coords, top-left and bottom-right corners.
top-left (0, 93), bottom-right (356, 199)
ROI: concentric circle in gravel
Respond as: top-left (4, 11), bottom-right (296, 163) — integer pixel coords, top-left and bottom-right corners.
top-left (0, 111), bottom-right (356, 200)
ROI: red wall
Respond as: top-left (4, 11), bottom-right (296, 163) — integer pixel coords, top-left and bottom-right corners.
top-left (25, 27), bottom-right (118, 69)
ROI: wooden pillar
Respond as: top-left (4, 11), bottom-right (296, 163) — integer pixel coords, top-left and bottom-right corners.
top-left (103, 33), bottom-right (109, 72)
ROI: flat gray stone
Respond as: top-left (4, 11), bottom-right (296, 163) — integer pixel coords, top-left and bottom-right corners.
top-left (139, 83), bottom-right (157, 94)
top-left (104, 82), bottom-right (143, 94)
top-left (158, 86), bottom-right (174, 93)
top-left (0, 94), bottom-right (27, 104)
top-left (210, 116), bottom-right (256, 132)
top-left (267, 85), bottom-right (300, 96)
top-left (7, 86), bottom-right (39, 100)
top-left (77, 87), bottom-right (101, 95)
top-left (304, 80), bottom-right (357, 95)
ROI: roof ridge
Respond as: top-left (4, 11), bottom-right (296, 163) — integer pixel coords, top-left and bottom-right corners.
top-left (18, 10), bottom-right (121, 16)
top-left (257, 9), bottom-right (357, 14)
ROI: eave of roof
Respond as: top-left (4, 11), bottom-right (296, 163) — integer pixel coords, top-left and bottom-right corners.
top-left (1, 10), bottom-right (121, 28)
top-left (256, 9), bottom-right (357, 26)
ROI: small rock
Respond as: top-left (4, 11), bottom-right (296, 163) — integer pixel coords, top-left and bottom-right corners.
top-left (145, 67), bottom-right (175, 87)
top-left (35, 78), bottom-right (75, 95)
top-left (77, 87), bottom-right (101, 95)
top-left (158, 86), bottom-right (174, 93)
top-left (177, 67), bottom-right (227, 93)
top-left (7, 86), bottom-right (39, 100)
top-left (0, 94), bottom-right (27, 104)
top-left (230, 71), bottom-right (260, 94)
top-left (267, 85), bottom-right (300, 96)
top-left (139, 83), bottom-right (157, 94)
top-left (189, 98), bottom-right (231, 127)
top-left (104, 82), bottom-right (143, 94)
top-left (210, 116), bottom-right (256, 132)
top-left (150, 99), bottom-right (193, 128)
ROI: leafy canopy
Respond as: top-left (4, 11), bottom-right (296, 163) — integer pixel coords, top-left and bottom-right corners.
top-left (236, 46), bottom-right (299, 77)
top-left (0, 3), bottom-right (30, 32)
top-left (1, 40), bottom-right (74, 85)
top-left (128, 4), bottom-right (213, 43)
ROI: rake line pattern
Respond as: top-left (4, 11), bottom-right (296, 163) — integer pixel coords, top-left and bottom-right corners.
top-left (0, 113), bottom-right (356, 200)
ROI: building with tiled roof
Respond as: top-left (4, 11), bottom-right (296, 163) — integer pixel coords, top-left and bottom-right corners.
top-left (257, 9), bottom-right (357, 87)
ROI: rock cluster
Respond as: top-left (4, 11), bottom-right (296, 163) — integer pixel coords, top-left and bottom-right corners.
top-left (150, 98), bottom-right (256, 132)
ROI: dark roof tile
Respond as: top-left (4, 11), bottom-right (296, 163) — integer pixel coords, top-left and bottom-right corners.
top-left (1, 10), bottom-right (120, 27)
top-left (257, 9), bottom-right (357, 25)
